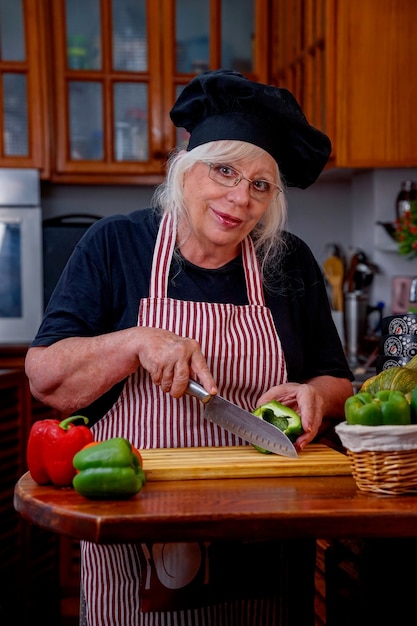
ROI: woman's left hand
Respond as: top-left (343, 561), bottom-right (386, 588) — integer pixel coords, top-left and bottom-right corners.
top-left (256, 376), bottom-right (352, 451)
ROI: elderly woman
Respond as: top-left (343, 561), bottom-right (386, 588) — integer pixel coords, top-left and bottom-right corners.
top-left (25, 69), bottom-right (353, 626)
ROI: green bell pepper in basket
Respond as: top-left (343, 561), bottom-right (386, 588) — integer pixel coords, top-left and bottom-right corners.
top-left (344, 390), bottom-right (411, 426)
top-left (72, 437), bottom-right (146, 499)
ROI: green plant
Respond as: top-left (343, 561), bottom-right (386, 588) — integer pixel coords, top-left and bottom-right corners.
top-left (394, 206), bottom-right (417, 258)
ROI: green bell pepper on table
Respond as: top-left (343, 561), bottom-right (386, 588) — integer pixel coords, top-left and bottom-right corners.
top-left (72, 437), bottom-right (146, 499)
top-left (344, 390), bottom-right (411, 426)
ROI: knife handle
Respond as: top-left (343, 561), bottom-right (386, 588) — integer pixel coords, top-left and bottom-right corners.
top-left (186, 380), bottom-right (213, 405)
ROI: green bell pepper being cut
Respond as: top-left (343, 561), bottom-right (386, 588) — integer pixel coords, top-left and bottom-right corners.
top-left (344, 390), bottom-right (411, 426)
top-left (252, 400), bottom-right (304, 453)
top-left (72, 437), bottom-right (146, 499)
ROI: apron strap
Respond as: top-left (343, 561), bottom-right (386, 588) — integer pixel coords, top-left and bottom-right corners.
top-left (149, 213), bottom-right (177, 299)
top-left (241, 236), bottom-right (265, 306)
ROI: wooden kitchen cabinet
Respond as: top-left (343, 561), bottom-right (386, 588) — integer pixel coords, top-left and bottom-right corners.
top-left (48, 0), bottom-right (268, 184)
top-left (0, 0), bottom-right (50, 175)
top-left (4, 1), bottom-right (416, 183)
top-left (270, 0), bottom-right (417, 169)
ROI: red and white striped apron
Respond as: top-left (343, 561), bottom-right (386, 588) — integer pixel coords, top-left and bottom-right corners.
top-left (81, 213), bottom-right (288, 626)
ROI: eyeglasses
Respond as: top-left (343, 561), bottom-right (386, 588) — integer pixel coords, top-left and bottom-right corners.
top-left (204, 162), bottom-right (282, 200)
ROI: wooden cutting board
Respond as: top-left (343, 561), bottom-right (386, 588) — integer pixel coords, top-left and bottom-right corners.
top-left (140, 444), bottom-right (351, 481)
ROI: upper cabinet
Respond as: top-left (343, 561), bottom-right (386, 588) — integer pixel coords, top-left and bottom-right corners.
top-left (270, 0), bottom-right (417, 169)
top-left (0, 0), bottom-right (49, 175)
top-left (49, 0), bottom-right (267, 184)
top-left (2, 0), bottom-right (416, 183)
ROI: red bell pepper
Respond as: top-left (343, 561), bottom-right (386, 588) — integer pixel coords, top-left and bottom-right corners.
top-left (26, 415), bottom-right (94, 486)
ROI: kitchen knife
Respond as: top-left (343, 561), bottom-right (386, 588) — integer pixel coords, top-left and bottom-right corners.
top-left (186, 379), bottom-right (298, 458)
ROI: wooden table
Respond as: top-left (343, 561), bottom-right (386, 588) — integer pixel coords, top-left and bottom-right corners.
top-left (14, 469), bottom-right (417, 545)
top-left (15, 446), bottom-right (417, 626)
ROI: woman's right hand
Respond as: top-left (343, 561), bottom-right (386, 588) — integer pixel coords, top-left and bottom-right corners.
top-left (25, 326), bottom-right (217, 414)
top-left (136, 327), bottom-right (217, 398)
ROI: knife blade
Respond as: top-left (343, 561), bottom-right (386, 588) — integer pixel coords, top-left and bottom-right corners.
top-left (186, 380), bottom-right (298, 458)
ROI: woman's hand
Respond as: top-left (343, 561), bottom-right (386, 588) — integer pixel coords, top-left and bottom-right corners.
top-left (137, 327), bottom-right (217, 398)
top-left (256, 376), bottom-right (353, 451)
top-left (25, 326), bottom-right (217, 414)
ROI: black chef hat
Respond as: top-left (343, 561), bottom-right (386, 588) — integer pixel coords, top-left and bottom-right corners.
top-left (170, 69), bottom-right (331, 189)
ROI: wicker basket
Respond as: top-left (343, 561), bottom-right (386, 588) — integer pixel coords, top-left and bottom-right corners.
top-left (335, 422), bottom-right (417, 496)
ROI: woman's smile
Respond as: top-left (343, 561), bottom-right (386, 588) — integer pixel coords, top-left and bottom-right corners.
top-left (210, 206), bottom-right (244, 229)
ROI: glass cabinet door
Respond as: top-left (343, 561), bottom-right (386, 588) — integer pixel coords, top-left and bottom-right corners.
top-left (113, 83), bottom-right (149, 162)
top-left (68, 81), bottom-right (103, 160)
top-left (0, 1), bottom-right (27, 157)
top-left (175, 1), bottom-right (210, 74)
top-left (174, 0), bottom-right (255, 74)
top-left (53, 0), bottom-right (162, 177)
top-left (2, 73), bottom-right (28, 157)
top-left (64, 0), bottom-right (149, 163)
top-left (0, 0), bottom-right (46, 169)
top-left (220, 0), bottom-right (254, 74)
